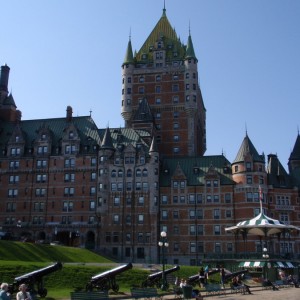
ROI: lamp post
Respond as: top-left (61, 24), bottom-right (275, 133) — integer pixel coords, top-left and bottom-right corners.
top-left (158, 231), bottom-right (169, 290)
top-left (262, 247), bottom-right (269, 280)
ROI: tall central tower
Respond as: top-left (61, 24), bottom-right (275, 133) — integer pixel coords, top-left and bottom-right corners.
top-left (121, 7), bottom-right (206, 157)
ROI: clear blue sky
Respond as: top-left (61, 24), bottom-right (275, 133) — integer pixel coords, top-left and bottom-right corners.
top-left (1, 0), bottom-right (299, 169)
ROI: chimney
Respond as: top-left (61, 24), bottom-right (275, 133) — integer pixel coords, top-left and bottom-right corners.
top-left (0, 64), bottom-right (10, 92)
top-left (66, 106), bottom-right (73, 122)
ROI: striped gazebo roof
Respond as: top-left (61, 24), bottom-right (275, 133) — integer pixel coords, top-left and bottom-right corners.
top-left (225, 201), bottom-right (300, 236)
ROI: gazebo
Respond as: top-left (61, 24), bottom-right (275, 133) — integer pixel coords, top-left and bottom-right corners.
top-left (225, 200), bottom-right (300, 277)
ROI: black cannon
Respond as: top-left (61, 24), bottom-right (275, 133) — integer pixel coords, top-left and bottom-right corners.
top-left (142, 265), bottom-right (180, 289)
top-left (187, 268), bottom-right (219, 286)
top-left (86, 263), bottom-right (132, 292)
top-left (224, 269), bottom-right (249, 282)
top-left (12, 261), bottom-right (63, 298)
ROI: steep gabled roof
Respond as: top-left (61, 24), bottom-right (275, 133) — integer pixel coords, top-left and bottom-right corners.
top-left (233, 134), bottom-right (264, 164)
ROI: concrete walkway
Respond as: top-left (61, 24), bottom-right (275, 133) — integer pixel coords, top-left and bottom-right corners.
top-left (158, 286), bottom-right (299, 300)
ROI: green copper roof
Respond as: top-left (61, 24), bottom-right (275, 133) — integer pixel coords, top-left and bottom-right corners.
top-left (0, 116), bottom-right (101, 156)
top-left (123, 38), bottom-right (134, 65)
top-left (160, 155), bottom-right (234, 186)
top-left (98, 127), bottom-right (151, 149)
top-left (135, 9), bottom-right (186, 62)
top-left (185, 34), bottom-right (197, 60)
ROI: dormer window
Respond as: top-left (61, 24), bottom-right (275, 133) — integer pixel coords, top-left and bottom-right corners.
top-left (41, 134), bottom-right (46, 140)
top-left (15, 136), bottom-right (20, 142)
top-left (69, 131), bottom-right (74, 139)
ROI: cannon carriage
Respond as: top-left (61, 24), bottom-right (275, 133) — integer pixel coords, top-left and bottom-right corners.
top-left (11, 262), bottom-right (63, 298)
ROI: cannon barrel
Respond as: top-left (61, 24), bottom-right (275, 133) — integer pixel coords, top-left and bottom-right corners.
top-left (13, 262), bottom-right (63, 298)
top-left (148, 265), bottom-right (180, 280)
top-left (187, 268), bottom-right (219, 285)
top-left (86, 263), bottom-right (132, 292)
top-left (14, 262), bottom-right (63, 284)
top-left (142, 265), bottom-right (180, 288)
top-left (224, 269), bottom-right (249, 281)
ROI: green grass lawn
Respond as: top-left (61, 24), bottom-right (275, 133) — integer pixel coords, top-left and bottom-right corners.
top-left (0, 240), bottom-right (220, 299)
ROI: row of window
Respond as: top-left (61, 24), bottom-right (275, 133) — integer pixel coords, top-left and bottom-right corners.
top-left (7, 157), bottom-right (98, 170)
top-left (8, 172), bottom-right (97, 184)
top-left (161, 194), bottom-right (232, 204)
top-left (7, 187), bottom-right (97, 197)
top-left (4, 214), bottom-right (97, 225)
top-left (234, 162), bottom-right (264, 173)
top-left (122, 72), bottom-right (197, 85)
top-left (111, 168), bottom-right (148, 178)
top-left (161, 209), bottom-right (232, 220)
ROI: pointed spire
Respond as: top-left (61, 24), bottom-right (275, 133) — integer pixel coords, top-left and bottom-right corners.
top-left (132, 98), bottom-right (154, 122)
top-left (162, 0), bottom-right (166, 16)
top-left (123, 34), bottom-right (134, 65)
top-left (149, 136), bottom-right (158, 153)
top-left (289, 132), bottom-right (300, 161)
top-left (185, 26), bottom-right (197, 61)
top-left (101, 127), bottom-right (114, 150)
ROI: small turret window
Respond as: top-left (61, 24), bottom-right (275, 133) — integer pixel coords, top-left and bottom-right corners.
top-left (186, 73), bottom-right (190, 79)
top-left (127, 77), bottom-right (131, 83)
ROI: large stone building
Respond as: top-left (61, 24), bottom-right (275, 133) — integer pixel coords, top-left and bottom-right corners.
top-left (0, 6), bottom-right (299, 267)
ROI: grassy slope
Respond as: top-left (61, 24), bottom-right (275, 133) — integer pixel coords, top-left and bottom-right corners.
top-left (0, 241), bottom-right (214, 299)
top-left (0, 240), bottom-right (112, 262)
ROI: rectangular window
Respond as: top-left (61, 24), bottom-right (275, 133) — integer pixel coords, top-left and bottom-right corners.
top-left (162, 210), bottom-right (168, 220)
top-left (138, 214), bottom-right (144, 224)
top-left (215, 242), bottom-right (221, 253)
top-left (197, 225), bottom-right (204, 235)
top-left (225, 193), bottom-right (231, 203)
top-left (189, 194), bottom-right (195, 204)
top-left (197, 209), bottom-right (203, 219)
top-left (214, 225), bottom-right (221, 235)
top-left (161, 195), bottom-right (168, 204)
top-left (214, 209), bottom-right (220, 219)
top-left (190, 225), bottom-right (196, 235)
top-left (190, 242), bottom-right (196, 253)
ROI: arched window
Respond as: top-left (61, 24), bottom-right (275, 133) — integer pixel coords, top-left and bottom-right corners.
top-left (111, 170), bottom-right (116, 177)
top-left (142, 168), bottom-right (148, 177)
top-left (118, 170), bottom-right (123, 177)
top-left (127, 169), bottom-right (132, 177)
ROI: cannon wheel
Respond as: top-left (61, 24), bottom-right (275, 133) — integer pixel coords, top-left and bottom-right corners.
top-left (38, 287), bottom-right (47, 298)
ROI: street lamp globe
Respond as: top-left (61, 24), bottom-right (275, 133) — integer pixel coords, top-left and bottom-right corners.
top-left (161, 231), bottom-right (167, 238)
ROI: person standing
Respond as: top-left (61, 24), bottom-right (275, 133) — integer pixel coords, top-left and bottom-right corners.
top-left (220, 267), bottom-right (226, 288)
top-left (0, 283), bottom-right (11, 300)
top-left (16, 284), bottom-right (32, 300)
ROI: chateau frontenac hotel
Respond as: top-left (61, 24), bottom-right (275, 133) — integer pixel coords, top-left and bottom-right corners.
top-left (0, 6), bottom-right (299, 268)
